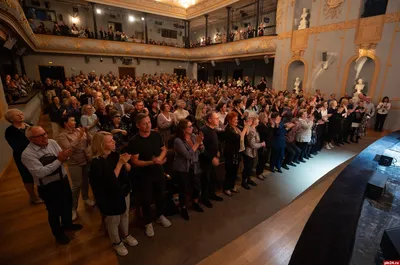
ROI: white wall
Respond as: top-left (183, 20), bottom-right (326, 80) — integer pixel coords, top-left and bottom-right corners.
top-left (23, 54), bottom-right (190, 79)
top-left (147, 14), bottom-right (186, 47)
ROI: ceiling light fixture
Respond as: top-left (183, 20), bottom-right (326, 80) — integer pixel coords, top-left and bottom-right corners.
top-left (177, 0), bottom-right (196, 9)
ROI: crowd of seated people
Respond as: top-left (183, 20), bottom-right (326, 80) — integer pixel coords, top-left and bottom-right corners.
top-left (5, 70), bottom-right (390, 257)
top-left (3, 74), bottom-right (38, 103)
top-left (30, 19), bottom-right (95, 38)
top-left (191, 23), bottom-right (272, 47)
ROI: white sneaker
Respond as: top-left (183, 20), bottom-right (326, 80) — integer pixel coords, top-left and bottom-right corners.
top-left (72, 210), bottom-right (78, 222)
top-left (113, 242), bottom-right (128, 256)
top-left (122, 235), bottom-right (138, 247)
top-left (145, 223), bottom-right (154, 237)
top-left (156, 215), bottom-right (172, 228)
top-left (325, 144), bottom-right (331, 150)
top-left (84, 199), bottom-right (96, 207)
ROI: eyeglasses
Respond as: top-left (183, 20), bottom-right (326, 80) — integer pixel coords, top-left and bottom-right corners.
top-left (30, 132), bottom-right (48, 139)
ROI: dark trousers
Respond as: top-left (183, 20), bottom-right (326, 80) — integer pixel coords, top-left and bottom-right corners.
top-left (297, 142), bottom-right (308, 160)
top-left (374, 113), bottom-right (387, 131)
top-left (340, 119), bottom-right (352, 142)
top-left (37, 177), bottom-right (73, 237)
top-left (256, 148), bottom-right (269, 175)
top-left (224, 158), bottom-right (239, 191)
top-left (176, 170), bottom-right (201, 207)
top-left (242, 154), bottom-right (254, 183)
top-left (284, 142), bottom-right (301, 164)
top-left (138, 174), bottom-right (166, 225)
top-left (316, 124), bottom-right (325, 151)
top-left (270, 147), bottom-right (285, 170)
top-left (201, 161), bottom-right (217, 201)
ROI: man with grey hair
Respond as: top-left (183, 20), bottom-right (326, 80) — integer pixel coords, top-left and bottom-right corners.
top-left (22, 126), bottom-right (83, 244)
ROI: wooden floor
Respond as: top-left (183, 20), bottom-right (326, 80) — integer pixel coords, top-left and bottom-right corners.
top-left (0, 114), bottom-right (389, 265)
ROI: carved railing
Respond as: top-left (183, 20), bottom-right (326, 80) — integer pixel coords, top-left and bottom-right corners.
top-left (0, 0), bottom-right (276, 61)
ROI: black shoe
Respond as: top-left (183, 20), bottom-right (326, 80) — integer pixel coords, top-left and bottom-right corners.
top-left (344, 140), bottom-right (350, 144)
top-left (282, 165), bottom-right (289, 170)
top-left (269, 168), bottom-right (275, 172)
top-left (192, 203), bottom-right (204, 212)
top-left (350, 139), bottom-right (355, 143)
top-left (304, 156), bottom-right (310, 160)
top-left (210, 194), bottom-right (224, 202)
top-left (288, 162), bottom-right (297, 167)
top-left (276, 169), bottom-right (283, 173)
top-left (247, 180), bottom-right (257, 186)
top-left (203, 200), bottom-right (213, 208)
top-left (311, 152), bottom-right (317, 156)
top-left (56, 234), bottom-right (70, 245)
top-left (308, 155), bottom-right (314, 158)
top-left (180, 207), bottom-right (190, 221)
top-left (241, 182), bottom-right (251, 190)
top-left (63, 224), bottom-right (83, 231)
top-left (294, 160), bottom-right (300, 164)
top-left (299, 159), bottom-right (306, 163)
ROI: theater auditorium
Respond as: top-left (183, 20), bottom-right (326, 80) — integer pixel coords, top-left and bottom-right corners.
top-left (0, 0), bottom-right (399, 264)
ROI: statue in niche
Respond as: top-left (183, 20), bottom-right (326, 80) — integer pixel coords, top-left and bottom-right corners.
top-left (298, 8), bottom-right (309, 30)
top-left (352, 78), bottom-right (367, 103)
top-left (294, 77), bottom-right (302, 93)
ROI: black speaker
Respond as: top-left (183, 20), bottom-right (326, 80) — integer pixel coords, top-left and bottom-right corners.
top-left (379, 155), bottom-right (393, 166)
top-left (381, 227), bottom-right (400, 260)
top-left (84, 56), bottom-right (90, 63)
top-left (322, 51), bottom-right (327, 62)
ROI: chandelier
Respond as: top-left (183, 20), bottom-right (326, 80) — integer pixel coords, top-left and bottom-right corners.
top-left (176, 0), bottom-right (196, 9)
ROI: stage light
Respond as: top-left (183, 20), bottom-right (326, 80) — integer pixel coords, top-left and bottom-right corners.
top-left (96, 9), bottom-right (102, 14)
top-left (129, 15), bottom-right (135, 22)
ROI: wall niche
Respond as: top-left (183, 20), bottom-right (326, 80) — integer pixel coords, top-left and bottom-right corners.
top-left (344, 56), bottom-right (376, 96)
top-left (286, 60), bottom-right (305, 91)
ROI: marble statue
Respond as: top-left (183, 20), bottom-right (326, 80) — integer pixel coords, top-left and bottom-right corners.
top-left (294, 77), bottom-right (301, 93)
top-left (352, 78), bottom-right (365, 103)
top-left (298, 8), bottom-right (309, 30)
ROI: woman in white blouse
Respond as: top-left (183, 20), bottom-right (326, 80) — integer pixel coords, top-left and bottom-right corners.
top-left (174, 100), bottom-right (190, 122)
top-left (216, 102), bottom-right (228, 131)
top-left (81, 104), bottom-right (100, 134)
top-left (374, 96), bottom-right (391, 132)
top-left (296, 109), bottom-right (314, 161)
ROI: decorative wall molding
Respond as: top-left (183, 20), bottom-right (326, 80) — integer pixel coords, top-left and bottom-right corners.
top-left (324, 0), bottom-right (344, 19)
top-left (291, 29), bottom-right (309, 53)
top-left (355, 15), bottom-right (385, 45)
top-left (276, 0), bottom-right (285, 27)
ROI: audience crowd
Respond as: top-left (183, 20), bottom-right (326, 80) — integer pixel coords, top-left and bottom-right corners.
top-left (4, 70), bottom-right (391, 256)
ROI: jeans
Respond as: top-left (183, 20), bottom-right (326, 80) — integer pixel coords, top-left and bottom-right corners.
top-left (105, 194), bottom-right (130, 244)
top-left (37, 177), bottom-right (73, 237)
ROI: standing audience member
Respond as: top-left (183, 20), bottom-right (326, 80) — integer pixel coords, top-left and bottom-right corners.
top-left (223, 112), bottom-right (247, 196)
top-left (5, 109), bottom-right (42, 203)
top-left (375, 96), bottom-right (391, 132)
top-left (48, 96), bottom-right (65, 138)
top-left (81, 104), bottom-right (100, 134)
top-left (174, 100), bottom-right (190, 121)
top-left (22, 126), bottom-right (82, 244)
top-left (157, 103), bottom-right (177, 146)
top-left (90, 132), bottom-right (138, 256)
top-left (200, 111), bottom-right (223, 207)
top-left (296, 110), bottom-right (313, 161)
top-left (173, 119), bottom-right (204, 220)
top-left (128, 114), bottom-right (171, 237)
top-left (57, 116), bottom-right (95, 222)
top-left (103, 112), bottom-right (129, 152)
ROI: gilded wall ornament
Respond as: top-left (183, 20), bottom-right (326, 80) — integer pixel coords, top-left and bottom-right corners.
top-left (324, 0), bottom-right (344, 19)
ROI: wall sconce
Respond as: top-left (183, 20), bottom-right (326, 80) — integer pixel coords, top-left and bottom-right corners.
top-left (96, 8), bottom-right (102, 14)
top-left (71, 16), bottom-right (79, 24)
top-left (129, 15), bottom-right (135, 22)
top-left (322, 51), bottom-right (328, 70)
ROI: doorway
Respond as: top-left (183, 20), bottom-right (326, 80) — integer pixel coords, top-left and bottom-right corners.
top-left (108, 22), bottom-right (122, 32)
top-left (118, 67), bottom-right (135, 78)
top-left (38, 66), bottom-right (65, 83)
top-left (233, 69), bottom-right (243, 80)
top-left (197, 69), bottom-right (206, 82)
top-left (174, 68), bottom-right (186, 78)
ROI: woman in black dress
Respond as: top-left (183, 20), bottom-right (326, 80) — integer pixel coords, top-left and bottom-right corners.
top-left (89, 131), bottom-right (138, 256)
top-left (4, 109), bottom-right (42, 204)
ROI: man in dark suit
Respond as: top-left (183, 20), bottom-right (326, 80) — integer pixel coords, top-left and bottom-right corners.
top-left (114, 95), bottom-right (134, 116)
top-left (79, 86), bottom-right (95, 106)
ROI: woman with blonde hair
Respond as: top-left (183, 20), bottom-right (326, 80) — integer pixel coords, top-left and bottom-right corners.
top-left (174, 99), bottom-right (189, 121)
top-left (195, 102), bottom-right (207, 130)
top-left (81, 104), bottom-right (100, 134)
top-left (89, 132), bottom-right (138, 256)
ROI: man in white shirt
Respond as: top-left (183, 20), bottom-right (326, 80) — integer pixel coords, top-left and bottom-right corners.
top-left (22, 126), bottom-right (83, 244)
